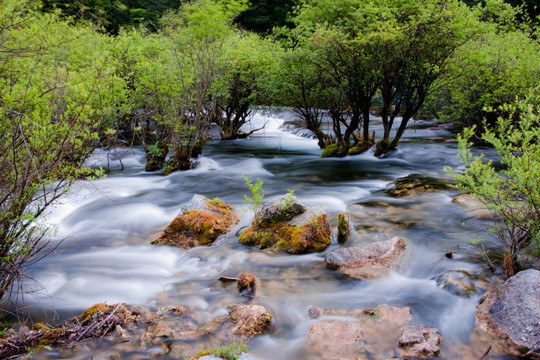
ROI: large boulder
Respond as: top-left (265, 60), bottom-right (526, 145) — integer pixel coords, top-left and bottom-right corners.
top-left (476, 269), bottom-right (540, 359)
top-left (325, 237), bottom-right (407, 278)
top-left (397, 325), bottom-right (441, 358)
top-left (153, 195), bottom-right (238, 249)
top-left (305, 320), bottom-right (364, 360)
top-left (227, 304), bottom-right (272, 338)
top-left (239, 195), bottom-right (331, 254)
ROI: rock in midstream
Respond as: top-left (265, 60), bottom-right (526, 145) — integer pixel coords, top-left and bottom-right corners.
top-left (227, 304), bottom-right (272, 338)
top-left (325, 236), bottom-right (407, 278)
top-left (397, 324), bottom-right (441, 358)
top-left (153, 194), bottom-right (238, 249)
top-left (239, 194), bottom-right (331, 254)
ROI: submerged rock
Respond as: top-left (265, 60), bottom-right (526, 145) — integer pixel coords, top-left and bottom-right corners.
top-left (476, 269), bottom-right (540, 359)
top-left (397, 325), bottom-right (441, 358)
top-left (305, 304), bottom-right (413, 357)
top-left (436, 270), bottom-right (476, 297)
top-left (325, 237), bottom-right (407, 278)
top-left (384, 174), bottom-right (453, 197)
top-left (305, 320), bottom-right (364, 360)
top-left (321, 304), bottom-right (413, 327)
top-left (239, 195), bottom-right (331, 254)
top-left (153, 195), bottom-right (239, 249)
top-left (227, 304), bottom-right (272, 338)
top-left (452, 193), bottom-right (492, 218)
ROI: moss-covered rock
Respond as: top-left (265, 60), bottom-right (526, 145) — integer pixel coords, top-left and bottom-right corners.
top-left (321, 141), bottom-right (349, 158)
top-left (154, 195), bottom-right (239, 249)
top-left (228, 304), bottom-right (272, 338)
top-left (321, 143), bottom-right (340, 158)
top-left (237, 273), bottom-right (257, 295)
top-left (337, 212), bottom-right (350, 243)
top-left (374, 138), bottom-right (392, 156)
top-left (77, 303), bottom-right (111, 322)
top-left (163, 158), bottom-right (193, 175)
top-left (384, 174), bottom-right (454, 197)
top-left (239, 196), bottom-right (331, 254)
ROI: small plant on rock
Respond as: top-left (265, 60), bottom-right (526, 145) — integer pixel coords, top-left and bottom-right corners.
top-left (190, 339), bottom-right (247, 360)
top-left (277, 189), bottom-right (295, 217)
top-left (147, 143), bottom-right (163, 159)
top-left (242, 175), bottom-right (264, 216)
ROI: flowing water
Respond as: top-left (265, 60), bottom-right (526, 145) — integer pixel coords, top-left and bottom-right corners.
top-left (17, 110), bottom-right (516, 359)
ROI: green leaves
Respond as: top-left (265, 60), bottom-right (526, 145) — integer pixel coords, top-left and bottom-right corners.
top-left (452, 92), bottom-right (540, 276)
top-left (0, 0), bottom-right (125, 301)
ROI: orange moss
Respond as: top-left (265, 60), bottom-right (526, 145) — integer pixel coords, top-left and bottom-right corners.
top-left (190, 349), bottom-right (212, 359)
top-left (40, 328), bottom-right (65, 346)
top-left (154, 198), bottom-right (238, 248)
top-left (77, 303), bottom-right (111, 322)
top-left (32, 323), bottom-right (50, 332)
top-left (237, 273), bottom-right (257, 293)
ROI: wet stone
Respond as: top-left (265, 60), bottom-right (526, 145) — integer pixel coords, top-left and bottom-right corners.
top-left (452, 193), bottom-right (492, 218)
top-left (436, 270), bottom-right (476, 297)
top-left (325, 237), bottom-right (407, 278)
top-left (397, 325), bottom-right (441, 358)
top-left (227, 304), bottom-right (272, 338)
top-left (305, 320), bottom-right (364, 360)
top-left (476, 269), bottom-right (540, 359)
top-left (384, 174), bottom-right (453, 197)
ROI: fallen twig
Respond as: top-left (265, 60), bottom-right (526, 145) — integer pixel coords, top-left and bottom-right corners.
top-left (479, 345), bottom-right (492, 360)
top-left (74, 303), bottom-right (122, 343)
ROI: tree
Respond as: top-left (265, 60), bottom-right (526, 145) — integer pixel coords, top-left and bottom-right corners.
top-left (451, 92), bottom-right (540, 278)
top-left (274, 46), bottom-right (333, 149)
top-left (374, 0), bottom-right (478, 155)
top-left (127, 0), bottom-right (250, 172)
top-left (212, 32), bottom-right (279, 140)
top-left (280, 0), bottom-right (478, 157)
top-left (280, 0), bottom-right (388, 157)
top-left (428, 1), bottom-right (540, 136)
top-left (0, 0), bottom-right (126, 303)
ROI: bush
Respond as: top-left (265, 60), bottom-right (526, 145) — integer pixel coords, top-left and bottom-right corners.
top-left (450, 92), bottom-right (540, 277)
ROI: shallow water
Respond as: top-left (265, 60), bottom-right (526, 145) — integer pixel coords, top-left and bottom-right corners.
top-left (18, 111), bottom-right (516, 359)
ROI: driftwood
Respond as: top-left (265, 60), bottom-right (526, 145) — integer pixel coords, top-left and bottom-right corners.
top-left (0, 303), bottom-right (138, 359)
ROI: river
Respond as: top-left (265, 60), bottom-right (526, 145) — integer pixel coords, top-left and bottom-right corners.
top-left (19, 110), bottom-right (514, 359)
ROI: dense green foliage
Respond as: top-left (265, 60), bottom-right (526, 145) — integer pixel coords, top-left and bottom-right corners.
top-left (0, 0), bottom-right (127, 301)
top-left (452, 92), bottom-right (540, 277)
top-left (428, 0), bottom-right (540, 133)
top-left (275, 0), bottom-right (479, 156)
